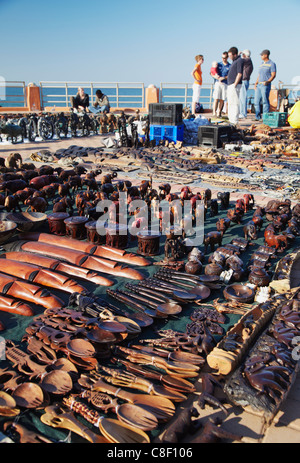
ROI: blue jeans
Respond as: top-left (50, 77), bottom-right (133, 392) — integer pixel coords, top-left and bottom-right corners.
top-left (254, 83), bottom-right (271, 119)
top-left (89, 105), bottom-right (110, 114)
top-left (239, 80), bottom-right (249, 118)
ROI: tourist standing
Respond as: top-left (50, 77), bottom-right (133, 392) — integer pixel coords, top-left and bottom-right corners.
top-left (254, 49), bottom-right (277, 121)
top-left (239, 50), bottom-right (253, 119)
top-left (191, 55), bottom-right (204, 115)
top-left (212, 52), bottom-right (231, 117)
top-left (226, 47), bottom-right (244, 125)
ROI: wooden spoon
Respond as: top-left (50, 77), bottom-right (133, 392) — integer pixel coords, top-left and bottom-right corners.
top-left (91, 378), bottom-right (175, 421)
top-left (41, 408), bottom-right (109, 443)
top-left (12, 382), bottom-right (45, 409)
top-left (117, 359), bottom-right (196, 393)
top-left (99, 417), bottom-right (150, 444)
top-left (0, 391), bottom-right (20, 417)
top-left (40, 370), bottom-right (73, 395)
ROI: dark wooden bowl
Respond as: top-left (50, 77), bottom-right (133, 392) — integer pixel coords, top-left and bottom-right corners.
top-left (223, 284), bottom-right (255, 303)
top-left (0, 220), bottom-right (17, 244)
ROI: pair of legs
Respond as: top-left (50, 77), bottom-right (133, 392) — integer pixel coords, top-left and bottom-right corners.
top-left (213, 99), bottom-right (225, 117)
top-left (254, 83), bottom-right (271, 120)
top-left (212, 82), bottom-right (227, 117)
top-left (89, 105), bottom-right (110, 114)
top-left (227, 83), bottom-right (242, 125)
top-left (192, 83), bottom-right (201, 115)
top-left (239, 80), bottom-right (250, 118)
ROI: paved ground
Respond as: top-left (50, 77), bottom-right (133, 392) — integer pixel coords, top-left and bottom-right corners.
top-left (0, 111), bottom-right (299, 444)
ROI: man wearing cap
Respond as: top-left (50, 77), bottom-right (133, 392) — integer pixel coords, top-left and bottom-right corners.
top-left (226, 46), bottom-right (244, 125)
top-left (254, 50), bottom-right (277, 121)
top-left (239, 50), bottom-right (253, 119)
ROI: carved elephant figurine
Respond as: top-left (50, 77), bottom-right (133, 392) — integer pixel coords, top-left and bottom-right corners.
top-left (25, 196), bottom-right (48, 213)
top-left (203, 231), bottom-right (223, 253)
top-left (4, 194), bottom-right (22, 212)
top-left (243, 220), bottom-right (258, 241)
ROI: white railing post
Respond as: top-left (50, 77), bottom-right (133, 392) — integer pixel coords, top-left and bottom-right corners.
top-left (65, 83), bottom-right (69, 107)
top-left (116, 83), bottom-right (119, 108)
top-left (90, 83), bottom-right (94, 105)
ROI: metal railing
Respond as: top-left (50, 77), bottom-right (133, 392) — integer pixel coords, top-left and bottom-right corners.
top-left (159, 82), bottom-right (269, 109)
top-left (0, 80), bottom-right (26, 107)
top-left (160, 82), bottom-right (215, 109)
top-left (278, 83), bottom-right (300, 103)
top-left (39, 81), bottom-right (145, 109)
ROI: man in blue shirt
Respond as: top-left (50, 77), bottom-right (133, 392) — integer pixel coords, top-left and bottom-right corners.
top-left (211, 52), bottom-right (231, 117)
top-left (254, 49), bottom-right (277, 121)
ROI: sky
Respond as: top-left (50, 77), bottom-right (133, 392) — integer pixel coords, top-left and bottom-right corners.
top-left (1, 0), bottom-right (300, 88)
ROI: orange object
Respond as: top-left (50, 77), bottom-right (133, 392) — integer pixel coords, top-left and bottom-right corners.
top-left (145, 85), bottom-right (159, 110)
top-left (26, 83), bottom-right (41, 111)
top-left (269, 89), bottom-right (279, 112)
top-left (193, 64), bottom-right (202, 86)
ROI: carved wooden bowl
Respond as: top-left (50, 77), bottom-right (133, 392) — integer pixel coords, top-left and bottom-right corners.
top-left (223, 284), bottom-right (255, 303)
top-left (7, 212), bottom-right (47, 232)
top-left (0, 220), bottom-right (17, 244)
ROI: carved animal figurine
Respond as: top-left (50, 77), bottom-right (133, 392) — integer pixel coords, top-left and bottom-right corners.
top-left (155, 407), bottom-right (199, 443)
top-left (227, 208), bottom-right (243, 224)
top-left (243, 220), bottom-right (258, 241)
top-left (217, 191), bottom-right (230, 209)
top-left (158, 183), bottom-right (171, 199)
top-left (4, 194), bottom-right (22, 212)
top-left (190, 418), bottom-right (241, 444)
top-left (4, 152), bottom-right (23, 169)
top-left (243, 194), bottom-right (255, 211)
top-left (81, 177), bottom-right (99, 192)
top-left (53, 197), bottom-right (74, 214)
top-left (203, 231), bottom-right (223, 253)
top-left (253, 206), bottom-right (265, 217)
top-left (101, 172), bottom-right (117, 185)
top-left (139, 178), bottom-right (152, 199)
top-left (216, 218), bottom-right (231, 236)
top-left (264, 224), bottom-right (288, 252)
top-left (235, 198), bottom-right (245, 213)
top-left (210, 199), bottom-right (218, 217)
top-left (0, 179), bottom-right (27, 194)
top-left (0, 124), bottom-right (24, 143)
top-left (25, 196), bottom-right (48, 213)
top-left (198, 373), bottom-right (228, 415)
top-left (251, 214), bottom-right (263, 231)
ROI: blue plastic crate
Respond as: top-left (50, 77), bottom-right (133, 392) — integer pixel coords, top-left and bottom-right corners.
top-left (262, 112), bottom-right (287, 128)
top-left (149, 124), bottom-right (184, 143)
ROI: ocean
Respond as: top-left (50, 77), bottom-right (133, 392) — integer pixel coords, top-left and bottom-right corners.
top-left (0, 81), bottom-right (299, 110)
